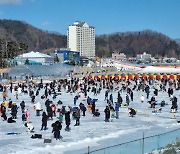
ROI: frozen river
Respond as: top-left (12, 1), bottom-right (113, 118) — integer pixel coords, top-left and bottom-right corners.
top-left (0, 79), bottom-right (179, 154)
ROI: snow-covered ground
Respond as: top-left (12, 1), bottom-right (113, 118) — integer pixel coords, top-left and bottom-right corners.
top-left (0, 80), bottom-right (180, 154)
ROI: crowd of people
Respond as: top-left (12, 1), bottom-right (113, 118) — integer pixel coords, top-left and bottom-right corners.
top-left (0, 75), bottom-right (179, 140)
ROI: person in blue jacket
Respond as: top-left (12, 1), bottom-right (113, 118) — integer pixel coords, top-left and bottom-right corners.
top-left (115, 103), bottom-right (120, 119)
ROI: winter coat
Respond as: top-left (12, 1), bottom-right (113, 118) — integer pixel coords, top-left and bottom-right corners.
top-left (75, 109), bottom-right (80, 119)
top-left (104, 107), bottom-right (110, 119)
top-left (51, 104), bottom-right (56, 112)
top-left (129, 108), bottom-right (136, 116)
top-left (65, 111), bottom-right (71, 126)
top-left (126, 95), bottom-right (130, 104)
top-left (42, 112), bottom-right (48, 126)
top-left (7, 117), bottom-right (16, 123)
top-left (1, 105), bottom-right (6, 114)
top-left (58, 114), bottom-right (63, 123)
top-left (115, 103), bottom-right (120, 112)
top-left (2, 91), bottom-right (6, 97)
top-left (36, 102), bottom-right (41, 110)
top-left (25, 110), bottom-right (30, 119)
top-left (11, 105), bottom-right (18, 116)
top-left (20, 101), bottom-right (25, 110)
top-left (47, 106), bottom-right (53, 117)
top-left (52, 121), bottom-right (62, 133)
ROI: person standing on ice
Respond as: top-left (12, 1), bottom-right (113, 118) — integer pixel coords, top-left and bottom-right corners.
top-left (145, 85), bottom-right (150, 99)
top-left (140, 95), bottom-right (145, 103)
top-left (47, 105), bottom-right (53, 120)
top-left (52, 120), bottom-right (62, 140)
top-left (109, 94), bottom-right (113, 105)
top-left (104, 106), bottom-right (110, 122)
top-left (74, 107), bottom-right (80, 126)
top-left (104, 90), bottom-right (108, 101)
top-left (65, 111), bottom-right (71, 131)
top-left (130, 90), bottom-right (133, 101)
top-left (1, 103), bottom-right (7, 121)
top-left (11, 103), bottom-right (18, 119)
top-left (117, 92), bottom-right (123, 106)
top-left (41, 111), bottom-right (48, 130)
top-left (8, 98), bottom-right (13, 109)
top-left (20, 101), bottom-right (25, 113)
top-left (126, 94), bottom-right (130, 106)
top-left (91, 101), bottom-right (96, 114)
top-left (25, 109), bottom-right (30, 123)
top-left (2, 90), bottom-right (6, 101)
top-left (115, 103), bottom-right (120, 119)
top-left (74, 96), bottom-right (77, 106)
top-left (51, 104), bottom-right (56, 117)
top-left (35, 102), bottom-right (41, 116)
top-left (168, 87), bottom-right (173, 97)
top-left (171, 96), bottom-right (178, 112)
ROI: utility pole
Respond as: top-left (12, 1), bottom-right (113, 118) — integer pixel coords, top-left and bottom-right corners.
top-left (142, 132), bottom-right (144, 154)
top-left (88, 146), bottom-right (90, 154)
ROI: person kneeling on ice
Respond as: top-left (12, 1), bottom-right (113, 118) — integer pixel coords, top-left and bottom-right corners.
top-left (24, 122), bottom-right (34, 132)
top-left (128, 108), bottom-right (136, 117)
top-left (93, 109), bottom-right (100, 117)
top-left (7, 117), bottom-right (16, 123)
top-left (52, 120), bottom-right (62, 140)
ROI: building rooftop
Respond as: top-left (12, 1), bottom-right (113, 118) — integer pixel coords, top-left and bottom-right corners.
top-left (70, 21), bottom-right (95, 28)
top-left (18, 51), bottom-right (52, 58)
top-left (7, 63), bottom-right (82, 78)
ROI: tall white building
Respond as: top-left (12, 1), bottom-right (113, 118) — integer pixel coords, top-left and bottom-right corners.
top-left (67, 21), bottom-right (95, 59)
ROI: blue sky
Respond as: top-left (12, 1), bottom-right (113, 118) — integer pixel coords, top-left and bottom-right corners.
top-left (0, 0), bottom-right (179, 38)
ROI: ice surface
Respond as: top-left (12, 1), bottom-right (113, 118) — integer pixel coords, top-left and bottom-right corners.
top-left (0, 80), bottom-right (179, 154)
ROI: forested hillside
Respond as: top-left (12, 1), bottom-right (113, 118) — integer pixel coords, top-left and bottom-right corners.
top-left (96, 31), bottom-right (180, 58)
top-left (0, 19), bottom-right (179, 60)
top-left (0, 19), bottom-right (66, 58)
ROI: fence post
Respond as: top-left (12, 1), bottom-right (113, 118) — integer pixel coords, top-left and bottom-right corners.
top-left (88, 146), bottom-right (90, 154)
top-left (157, 134), bottom-right (160, 152)
top-left (142, 132), bottom-right (144, 154)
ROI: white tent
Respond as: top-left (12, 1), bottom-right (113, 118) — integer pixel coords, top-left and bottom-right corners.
top-left (17, 51), bottom-right (54, 64)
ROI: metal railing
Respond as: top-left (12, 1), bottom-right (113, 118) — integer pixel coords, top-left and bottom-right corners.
top-left (85, 127), bottom-right (180, 154)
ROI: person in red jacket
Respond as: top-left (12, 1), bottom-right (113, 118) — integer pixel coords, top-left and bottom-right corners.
top-left (51, 104), bottom-right (56, 117)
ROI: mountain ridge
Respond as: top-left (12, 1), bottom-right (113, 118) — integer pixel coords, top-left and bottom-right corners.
top-left (0, 19), bottom-right (179, 59)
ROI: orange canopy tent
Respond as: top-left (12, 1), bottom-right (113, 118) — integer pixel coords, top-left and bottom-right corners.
top-left (114, 75), bottom-right (119, 80)
top-left (163, 74), bottom-right (167, 80)
top-left (156, 74), bottom-right (160, 80)
top-left (134, 74), bottom-right (139, 80)
top-left (169, 74), bottom-right (174, 80)
top-left (88, 75), bottom-right (92, 79)
top-left (101, 75), bottom-right (105, 80)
